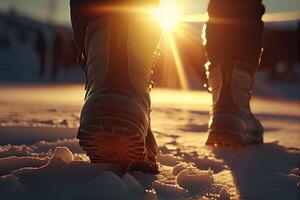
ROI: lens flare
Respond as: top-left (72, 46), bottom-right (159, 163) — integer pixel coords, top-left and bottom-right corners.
top-left (154, 1), bottom-right (180, 31)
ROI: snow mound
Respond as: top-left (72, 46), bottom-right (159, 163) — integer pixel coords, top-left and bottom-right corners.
top-left (0, 139), bottom-right (81, 158)
top-left (0, 146), bottom-right (158, 199)
top-left (50, 146), bottom-right (73, 164)
top-left (122, 173), bottom-right (146, 195)
top-left (290, 168), bottom-right (300, 176)
top-left (0, 156), bottom-right (49, 176)
top-left (176, 168), bottom-right (214, 192)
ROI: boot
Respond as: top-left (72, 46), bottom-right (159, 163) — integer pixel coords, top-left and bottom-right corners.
top-left (77, 15), bottom-right (161, 173)
top-left (206, 59), bottom-right (264, 146)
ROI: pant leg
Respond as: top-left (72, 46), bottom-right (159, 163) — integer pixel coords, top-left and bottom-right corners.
top-left (70, 0), bottom-right (100, 56)
top-left (205, 0), bottom-right (265, 73)
top-left (70, 0), bottom-right (159, 57)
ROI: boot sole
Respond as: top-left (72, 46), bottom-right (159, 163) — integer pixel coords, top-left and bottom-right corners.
top-left (206, 131), bottom-right (263, 146)
top-left (77, 119), bottom-right (158, 174)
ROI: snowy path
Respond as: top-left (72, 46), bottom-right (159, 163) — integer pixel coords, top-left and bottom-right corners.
top-left (0, 85), bottom-right (299, 200)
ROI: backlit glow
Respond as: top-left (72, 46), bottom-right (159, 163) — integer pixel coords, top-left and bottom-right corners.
top-left (154, 1), bottom-right (180, 31)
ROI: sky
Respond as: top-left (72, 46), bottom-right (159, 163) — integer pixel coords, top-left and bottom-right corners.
top-left (0, 0), bottom-right (300, 25)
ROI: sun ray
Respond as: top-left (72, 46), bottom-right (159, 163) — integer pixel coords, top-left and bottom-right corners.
top-left (154, 0), bottom-right (180, 32)
top-left (167, 33), bottom-right (189, 90)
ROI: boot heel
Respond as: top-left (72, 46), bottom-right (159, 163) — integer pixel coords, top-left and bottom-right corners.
top-left (78, 91), bottom-right (158, 173)
top-left (206, 114), bottom-right (256, 146)
top-left (78, 119), bottom-right (145, 162)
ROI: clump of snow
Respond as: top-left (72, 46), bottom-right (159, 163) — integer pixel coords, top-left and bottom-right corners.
top-left (217, 186), bottom-right (231, 200)
top-left (172, 162), bottom-right (195, 176)
top-left (50, 146), bottom-right (73, 164)
top-left (157, 153), bottom-right (182, 166)
top-left (288, 167), bottom-right (300, 188)
top-left (176, 168), bottom-right (214, 192)
top-left (122, 173), bottom-right (145, 195)
top-left (73, 153), bottom-right (89, 161)
top-left (153, 180), bottom-right (188, 198)
top-left (144, 189), bottom-right (157, 200)
top-left (193, 156), bottom-right (225, 173)
top-left (182, 153), bottom-right (225, 173)
top-left (60, 119), bottom-right (69, 126)
top-left (202, 185), bottom-right (231, 200)
top-left (0, 174), bottom-right (24, 199)
top-left (290, 168), bottom-right (300, 176)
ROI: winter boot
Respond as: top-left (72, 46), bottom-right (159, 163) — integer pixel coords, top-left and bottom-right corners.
top-left (206, 59), bottom-right (264, 146)
top-left (77, 15), bottom-right (161, 173)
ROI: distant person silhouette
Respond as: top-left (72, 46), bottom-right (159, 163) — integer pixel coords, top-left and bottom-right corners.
top-left (65, 34), bottom-right (79, 70)
top-left (35, 30), bottom-right (47, 79)
top-left (70, 0), bottom-right (265, 174)
top-left (298, 21), bottom-right (300, 59)
top-left (52, 30), bottom-right (64, 81)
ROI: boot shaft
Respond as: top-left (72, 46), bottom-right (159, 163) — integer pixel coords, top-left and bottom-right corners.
top-left (206, 59), bottom-right (264, 145)
top-left (208, 59), bottom-right (254, 116)
top-left (84, 16), bottom-right (160, 109)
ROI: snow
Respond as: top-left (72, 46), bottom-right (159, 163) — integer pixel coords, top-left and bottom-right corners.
top-left (0, 156), bottom-right (49, 176)
top-left (50, 146), bottom-right (73, 164)
top-left (290, 168), bottom-right (300, 176)
top-left (173, 162), bottom-right (195, 176)
top-left (0, 85), bottom-right (299, 200)
top-left (122, 173), bottom-right (145, 195)
top-left (0, 174), bottom-right (25, 199)
top-left (157, 154), bottom-right (182, 166)
top-left (153, 180), bottom-right (188, 198)
top-left (176, 168), bottom-right (214, 192)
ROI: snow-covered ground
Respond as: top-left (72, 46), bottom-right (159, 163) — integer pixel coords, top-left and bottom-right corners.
top-left (0, 85), bottom-right (299, 200)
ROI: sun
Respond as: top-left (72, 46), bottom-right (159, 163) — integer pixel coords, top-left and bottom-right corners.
top-left (154, 2), bottom-right (180, 32)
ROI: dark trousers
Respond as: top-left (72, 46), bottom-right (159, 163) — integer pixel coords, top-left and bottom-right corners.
top-left (70, 0), bottom-right (265, 72)
top-left (70, 0), bottom-right (159, 56)
top-left (206, 0), bottom-right (265, 73)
